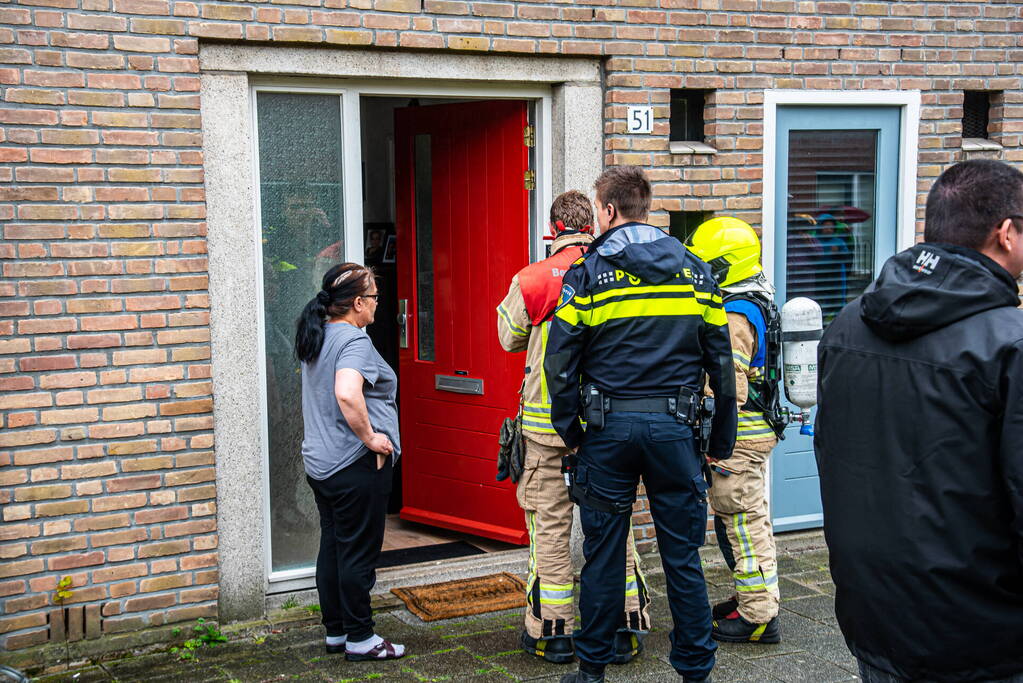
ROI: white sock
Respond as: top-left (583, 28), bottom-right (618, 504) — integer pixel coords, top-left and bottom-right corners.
top-left (325, 635), bottom-right (346, 647)
top-left (347, 634), bottom-right (383, 653)
top-left (347, 634), bottom-right (405, 657)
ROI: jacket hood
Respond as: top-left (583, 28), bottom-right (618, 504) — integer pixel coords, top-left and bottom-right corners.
top-left (723, 272), bottom-right (775, 298)
top-left (860, 243), bottom-right (1020, 342)
top-left (594, 222), bottom-right (685, 284)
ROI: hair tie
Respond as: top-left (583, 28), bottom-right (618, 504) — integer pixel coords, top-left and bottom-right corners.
top-left (316, 290), bottom-right (331, 306)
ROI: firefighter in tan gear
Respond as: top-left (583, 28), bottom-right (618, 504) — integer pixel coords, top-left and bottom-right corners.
top-left (496, 191), bottom-right (651, 665)
top-left (687, 217), bottom-right (784, 644)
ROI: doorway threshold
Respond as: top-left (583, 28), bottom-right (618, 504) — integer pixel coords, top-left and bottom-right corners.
top-left (373, 546), bottom-right (529, 596)
top-left (265, 546), bottom-right (528, 612)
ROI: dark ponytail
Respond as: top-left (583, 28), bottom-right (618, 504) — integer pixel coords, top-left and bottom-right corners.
top-left (294, 262), bottom-right (372, 363)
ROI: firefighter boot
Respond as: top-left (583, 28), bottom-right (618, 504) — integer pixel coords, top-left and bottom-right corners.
top-left (712, 612), bottom-right (781, 644)
top-left (611, 628), bottom-right (644, 664)
top-left (521, 631), bottom-right (575, 664)
top-left (711, 596), bottom-right (738, 620)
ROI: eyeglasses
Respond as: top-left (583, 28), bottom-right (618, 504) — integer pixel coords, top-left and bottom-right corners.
top-left (360, 294), bottom-right (380, 301)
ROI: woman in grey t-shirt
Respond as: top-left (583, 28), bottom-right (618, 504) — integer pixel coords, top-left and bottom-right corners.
top-left (294, 262), bottom-right (405, 661)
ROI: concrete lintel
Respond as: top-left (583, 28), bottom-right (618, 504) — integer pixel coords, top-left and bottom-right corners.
top-left (200, 45), bottom-right (601, 86)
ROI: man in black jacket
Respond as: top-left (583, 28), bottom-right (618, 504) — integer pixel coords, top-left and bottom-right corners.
top-left (816, 159), bottom-right (1023, 683)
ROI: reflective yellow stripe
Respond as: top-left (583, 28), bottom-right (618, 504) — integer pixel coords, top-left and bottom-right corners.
top-left (733, 511), bottom-right (757, 575)
top-left (749, 622), bottom-right (769, 641)
top-left (732, 350), bottom-right (751, 370)
top-left (556, 296), bottom-right (727, 327)
top-left (735, 569), bottom-right (778, 593)
top-left (522, 400), bottom-right (557, 434)
top-left (497, 304), bottom-right (528, 337)
top-left (737, 411), bottom-right (773, 440)
top-left (526, 511), bottom-right (537, 607)
top-left (540, 321), bottom-right (550, 404)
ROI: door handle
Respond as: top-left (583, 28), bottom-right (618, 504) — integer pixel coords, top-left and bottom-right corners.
top-left (398, 299), bottom-right (408, 349)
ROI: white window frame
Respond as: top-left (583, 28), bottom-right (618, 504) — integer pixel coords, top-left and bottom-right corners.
top-left (761, 90), bottom-right (921, 283)
top-left (760, 89), bottom-right (921, 511)
top-left (249, 81), bottom-right (554, 590)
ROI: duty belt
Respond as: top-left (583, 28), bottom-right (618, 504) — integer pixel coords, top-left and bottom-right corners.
top-left (606, 396), bottom-right (676, 414)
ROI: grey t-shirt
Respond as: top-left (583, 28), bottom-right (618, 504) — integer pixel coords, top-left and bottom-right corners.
top-left (301, 322), bottom-right (401, 481)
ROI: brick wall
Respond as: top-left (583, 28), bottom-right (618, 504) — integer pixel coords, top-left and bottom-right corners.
top-left (2, 0), bottom-right (1022, 652)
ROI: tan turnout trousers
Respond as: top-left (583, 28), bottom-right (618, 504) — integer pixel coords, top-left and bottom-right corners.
top-left (516, 437), bottom-right (650, 640)
top-left (708, 310), bottom-right (780, 625)
top-left (498, 233), bottom-right (650, 641)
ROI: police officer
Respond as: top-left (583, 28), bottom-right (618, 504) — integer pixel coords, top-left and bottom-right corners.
top-left (546, 167), bottom-right (737, 683)
top-left (497, 190), bottom-right (650, 665)
top-left (687, 217), bottom-right (784, 644)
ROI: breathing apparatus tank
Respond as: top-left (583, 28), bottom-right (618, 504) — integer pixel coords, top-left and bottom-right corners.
top-left (780, 297), bottom-right (822, 436)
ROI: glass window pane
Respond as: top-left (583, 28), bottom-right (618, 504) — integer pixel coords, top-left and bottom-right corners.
top-left (785, 129), bottom-right (878, 324)
top-left (256, 92), bottom-right (344, 573)
top-left (414, 134), bottom-right (435, 362)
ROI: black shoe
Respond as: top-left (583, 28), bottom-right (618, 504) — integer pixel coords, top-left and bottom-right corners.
top-left (325, 642), bottom-right (345, 655)
top-left (559, 669), bottom-right (605, 683)
top-left (611, 629), bottom-right (644, 664)
top-left (521, 630), bottom-right (575, 664)
top-left (681, 675), bottom-right (712, 683)
top-left (711, 595), bottom-right (738, 620)
top-left (712, 613), bottom-right (781, 644)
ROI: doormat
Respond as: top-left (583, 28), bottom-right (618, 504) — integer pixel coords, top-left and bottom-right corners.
top-left (378, 541), bottom-right (485, 569)
top-left (391, 572), bottom-right (526, 622)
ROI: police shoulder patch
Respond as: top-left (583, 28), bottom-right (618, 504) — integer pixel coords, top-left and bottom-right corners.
top-left (555, 283), bottom-right (576, 311)
top-left (572, 256), bottom-right (586, 266)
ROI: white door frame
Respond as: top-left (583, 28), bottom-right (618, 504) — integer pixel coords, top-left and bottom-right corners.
top-left (759, 89), bottom-right (921, 512)
top-left (249, 81), bottom-right (553, 591)
top-left (761, 89), bottom-right (921, 285)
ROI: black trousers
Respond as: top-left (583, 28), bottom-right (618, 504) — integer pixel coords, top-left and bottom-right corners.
top-left (574, 412), bottom-right (715, 680)
top-left (306, 450), bottom-right (392, 641)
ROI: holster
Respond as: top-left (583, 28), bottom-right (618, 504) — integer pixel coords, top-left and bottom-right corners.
top-left (580, 383), bottom-right (605, 431)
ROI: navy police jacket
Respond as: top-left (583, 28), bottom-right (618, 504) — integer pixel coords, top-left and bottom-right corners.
top-left (543, 222), bottom-right (737, 457)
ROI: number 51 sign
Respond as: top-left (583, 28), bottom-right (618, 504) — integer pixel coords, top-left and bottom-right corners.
top-left (627, 106), bottom-right (654, 134)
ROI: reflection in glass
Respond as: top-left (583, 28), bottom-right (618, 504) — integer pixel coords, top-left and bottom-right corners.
top-left (414, 134), bottom-right (435, 362)
top-left (785, 130), bottom-right (878, 323)
top-left (257, 92), bottom-right (344, 573)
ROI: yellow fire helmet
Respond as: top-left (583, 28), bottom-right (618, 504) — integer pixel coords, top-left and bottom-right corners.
top-left (686, 216), bottom-right (763, 287)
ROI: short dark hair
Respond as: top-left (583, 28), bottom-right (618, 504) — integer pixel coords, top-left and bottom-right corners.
top-left (594, 166), bottom-right (652, 222)
top-left (924, 160), bottom-right (1023, 249)
top-left (550, 190), bottom-right (593, 231)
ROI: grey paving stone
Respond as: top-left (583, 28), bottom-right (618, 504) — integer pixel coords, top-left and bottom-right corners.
top-left (34, 666), bottom-right (112, 683)
top-left (218, 654), bottom-right (326, 682)
top-left (103, 654), bottom-right (230, 683)
top-left (778, 576), bottom-right (824, 600)
top-left (706, 652), bottom-right (785, 683)
top-left (459, 625), bottom-right (522, 658)
top-left (745, 652), bottom-right (855, 683)
top-left (308, 651), bottom-right (412, 681)
top-left (779, 596), bottom-right (838, 628)
top-left (801, 630), bottom-right (858, 674)
top-left (403, 647), bottom-right (492, 679)
top-left (486, 649), bottom-right (575, 681)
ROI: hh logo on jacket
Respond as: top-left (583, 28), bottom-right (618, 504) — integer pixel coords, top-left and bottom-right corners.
top-left (913, 250), bottom-right (941, 275)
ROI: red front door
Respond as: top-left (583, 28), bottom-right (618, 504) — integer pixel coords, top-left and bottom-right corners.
top-left (394, 100), bottom-right (530, 545)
